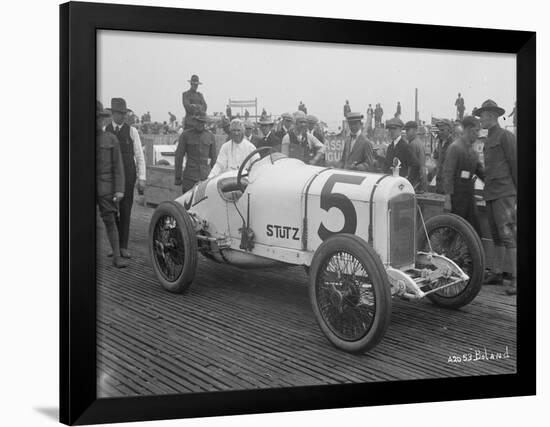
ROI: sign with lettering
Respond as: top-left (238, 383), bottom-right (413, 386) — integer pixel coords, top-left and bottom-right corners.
top-left (324, 137), bottom-right (345, 167)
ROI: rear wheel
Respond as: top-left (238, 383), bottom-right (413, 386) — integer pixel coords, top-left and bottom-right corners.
top-left (149, 201), bottom-right (198, 293)
top-left (416, 213), bottom-right (484, 308)
top-left (309, 234), bottom-right (392, 354)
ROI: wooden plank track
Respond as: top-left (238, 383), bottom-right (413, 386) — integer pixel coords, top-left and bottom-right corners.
top-left (96, 202), bottom-right (517, 398)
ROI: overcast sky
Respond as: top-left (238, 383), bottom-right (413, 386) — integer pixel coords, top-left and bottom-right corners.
top-left (98, 30), bottom-right (516, 131)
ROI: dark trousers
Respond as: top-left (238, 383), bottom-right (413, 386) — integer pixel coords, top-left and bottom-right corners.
top-left (450, 180), bottom-right (481, 237)
top-left (181, 177), bottom-right (197, 194)
top-left (117, 173), bottom-right (135, 249)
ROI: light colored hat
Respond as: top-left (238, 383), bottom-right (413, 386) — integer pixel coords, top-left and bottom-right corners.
top-left (306, 114), bottom-right (319, 124)
top-left (346, 112), bottom-right (364, 122)
top-left (244, 120), bottom-right (255, 129)
top-left (281, 112), bottom-right (293, 121)
top-left (386, 117), bottom-right (404, 129)
top-left (229, 118), bottom-right (244, 131)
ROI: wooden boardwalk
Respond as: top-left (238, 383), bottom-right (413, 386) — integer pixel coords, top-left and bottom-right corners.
top-left (96, 203), bottom-right (517, 398)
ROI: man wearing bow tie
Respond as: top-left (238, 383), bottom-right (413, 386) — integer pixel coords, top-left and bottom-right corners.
top-left (105, 97), bottom-right (146, 259)
top-left (338, 112), bottom-right (374, 171)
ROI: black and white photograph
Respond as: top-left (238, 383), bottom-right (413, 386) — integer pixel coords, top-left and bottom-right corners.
top-left (95, 29), bottom-right (518, 397)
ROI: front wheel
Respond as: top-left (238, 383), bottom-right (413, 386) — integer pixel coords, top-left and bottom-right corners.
top-left (149, 201), bottom-right (198, 293)
top-left (416, 213), bottom-right (485, 309)
top-left (309, 234), bottom-right (392, 354)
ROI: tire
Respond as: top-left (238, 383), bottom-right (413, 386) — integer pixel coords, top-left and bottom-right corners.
top-left (309, 234), bottom-right (392, 354)
top-left (416, 213), bottom-right (485, 309)
top-left (148, 201), bottom-right (198, 293)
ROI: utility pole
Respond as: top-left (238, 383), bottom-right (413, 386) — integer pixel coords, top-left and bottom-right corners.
top-left (415, 88), bottom-right (419, 123)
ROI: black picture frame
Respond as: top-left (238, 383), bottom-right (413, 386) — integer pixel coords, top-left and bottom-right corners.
top-left (60, 1), bottom-right (536, 425)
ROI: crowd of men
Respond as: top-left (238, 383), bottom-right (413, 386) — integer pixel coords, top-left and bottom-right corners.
top-left (96, 73), bottom-right (517, 294)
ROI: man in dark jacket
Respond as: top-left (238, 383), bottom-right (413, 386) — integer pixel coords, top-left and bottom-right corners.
top-left (338, 112), bottom-right (374, 171)
top-left (475, 100), bottom-right (517, 295)
top-left (384, 118), bottom-right (419, 179)
top-left (96, 101), bottom-right (128, 268)
top-left (175, 111), bottom-right (217, 193)
top-left (182, 74), bottom-right (207, 130)
top-left (105, 98), bottom-right (146, 259)
top-left (433, 119), bottom-right (454, 194)
top-left (442, 116), bottom-right (485, 236)
top-left (256, 116), bottom-right (282, 155)
top-left (404, 121), bottom-right (427, 192)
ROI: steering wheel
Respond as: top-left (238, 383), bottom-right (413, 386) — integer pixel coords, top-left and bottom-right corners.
top-left (237, 146), bottom-right (275, 192)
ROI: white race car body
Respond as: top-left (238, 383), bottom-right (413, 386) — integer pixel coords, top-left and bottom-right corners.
top-left (176, 155), bottom-right (415, 270)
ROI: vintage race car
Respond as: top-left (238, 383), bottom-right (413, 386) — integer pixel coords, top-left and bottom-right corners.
top-left (148, 147), bottom-right (485, 354)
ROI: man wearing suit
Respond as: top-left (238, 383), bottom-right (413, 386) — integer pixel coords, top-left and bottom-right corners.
top-left (275, 112), bottom-right (294, 139)
top-left (256, 116), bottom-right (282, 154)
top-left (182, 74), bottom-right (207, 130)
top-left (105, 97), bottom-right (146, 259)
top-left (337, 112), bottom-right (375, 171)
top-left (383, 117), bottom-right (419, 179)
top-left (404, 120), bottom-right (427, 192)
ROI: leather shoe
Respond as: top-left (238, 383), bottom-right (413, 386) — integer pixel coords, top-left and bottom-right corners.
top-left (113, 256), bottom-right (129, 268)
top-left (120, 249), bottom-right (132, 259)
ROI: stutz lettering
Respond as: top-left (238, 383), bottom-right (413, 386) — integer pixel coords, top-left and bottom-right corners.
top-left (266, 224), bottom-right (300, 240)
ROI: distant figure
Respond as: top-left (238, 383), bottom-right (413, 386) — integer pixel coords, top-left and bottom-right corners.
top-left (374, 104), bottom-right (384, 127)
top-left (384, 118), bottom-right (418, 178)
top-left (244, 109), bottom-right (250, 119)
top-left (508, 101), bottom-right (517, 127)
top-left (395, 101), bottom-right (402, 118)
top-left (455, 93), bottom-right (466, 120)
top-left (226, 104), bottom-right (232, 120)
top-left (366, 104), bottom-right (374, 130)
top-left (343, 100), bottom-right (351, 118)
top-left (261, 108), bottom-right (267, 117)
top-left (182, 74), bottom-right (207, 130)
top-left (168, 111), bottom-right (176, 128)
top-left (298, 101), bottom-right (307, 114)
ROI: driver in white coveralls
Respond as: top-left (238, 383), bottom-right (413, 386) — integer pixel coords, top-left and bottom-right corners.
top-left (208, 119), bottom-right (260, 178)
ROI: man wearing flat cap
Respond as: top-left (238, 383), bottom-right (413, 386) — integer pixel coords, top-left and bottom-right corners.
top-left (475, 100), bottom-right (517, 295)
top-left (182, 74), bottom-right (207, 130)
top-left (256, 116), bottom-right (282, 155)
top-left (105, 97), bottom-right (146, 260)
top-left (275, 112), bottom-right (294, 140)
top-left (442, 116), bottom-right (485, 237)
top-left (338, 112), bottom-right (374, 172)
top-left (404, 121), bottom-right (427, 192)
top-left (175, 111), bottom-right (217, 193)
top-left (281, 111), bottom-right (325, 165)
top-left (96, 101), bottom-right (128, 268)
top-left (383, 117), bottom-right (419, 179)
top-left (306, 115), bottom-right (325, 144)
top-left (433, 119), bottom-right (454, 194)
top-left (209, 119), bottom-right (259, 178)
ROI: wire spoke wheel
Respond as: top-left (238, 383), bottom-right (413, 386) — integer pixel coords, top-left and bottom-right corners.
top-left (153, 215), bottom-right (185, 282)
top-left (317, 251), bottom-right (376, 341)
top-left (148, 201), bottom-right (198, 293)
top-left (309, 234), bottom-right (392, 354)
top-left (422, 226), bottom-right (472, 298)
top-left (416, 214), bottom-right (484, 309)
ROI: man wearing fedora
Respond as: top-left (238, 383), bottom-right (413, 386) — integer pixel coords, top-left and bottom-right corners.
top-left (404, 120), bottom-right (427, 192)
top-left (475, 100), bottom-right (517, 295)
top-left (255, 116), bottom-right (282, 155)
top-left (105, 97), bottom-right (146, 260)
top-left (175, 111), bottom-right (217, 193)
top-left (383, 117), bottom-right (419, 179)
top-left (182, 74), bottom-right (207, 130)
top-left (96, 101), bottom-right (128, 268)
top-left (337, 112), bottom-right (374, 172)
top-left (433, 119), bottom-right (454, 194)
